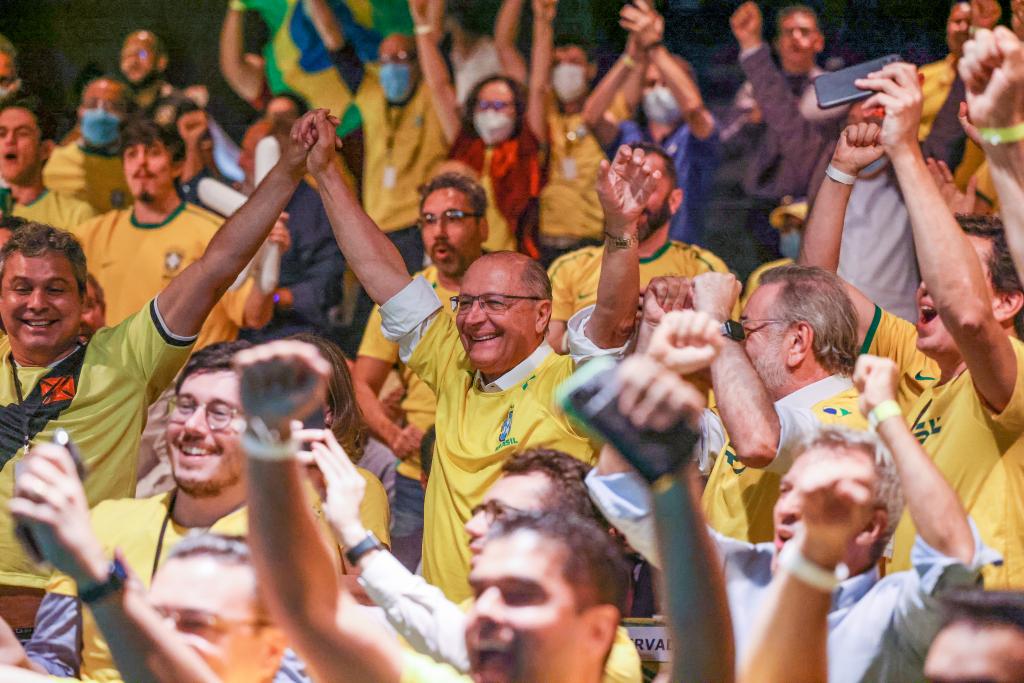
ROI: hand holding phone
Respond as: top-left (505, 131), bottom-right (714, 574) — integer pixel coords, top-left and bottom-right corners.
top-left (814, 54), bottom-right (901, 109)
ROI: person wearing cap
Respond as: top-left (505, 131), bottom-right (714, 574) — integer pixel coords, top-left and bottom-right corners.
top-left (741, 197), bottom-right (806, 310)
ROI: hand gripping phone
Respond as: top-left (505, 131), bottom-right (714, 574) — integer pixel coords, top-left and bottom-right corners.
top-left (15, 429), bottom-right (87, 563)
top-left (814, 54), bottom-right (901, 109)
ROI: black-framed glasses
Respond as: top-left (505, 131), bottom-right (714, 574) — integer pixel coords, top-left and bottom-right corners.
top-left (418, 209), bottom-right (483, 228)
top-left (153, 605), bottom-right (270, 640)
top-left (470, 499), bottom-right (529, 524)
top-left (739, 319), bottom-right (789, 337)
top-left (168, 396), bottom-right (242, 432)
top-left (450, 293), bottom-right (548, 314)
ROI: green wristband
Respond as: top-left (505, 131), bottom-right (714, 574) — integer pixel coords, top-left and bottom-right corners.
top-left (979, 121), bottom-right (1024, 146)
top-left (868, 399), bottom-right (902, 431)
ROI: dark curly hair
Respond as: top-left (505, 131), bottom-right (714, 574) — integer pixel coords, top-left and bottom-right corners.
top-left (501, 449), bottom-right (600, 523)
top-left (460, 75), bottom-right (526, 142)
top-left (175, 340), bottom-right (254, 394)
top-left (0, 222), bottom-right (88, 297)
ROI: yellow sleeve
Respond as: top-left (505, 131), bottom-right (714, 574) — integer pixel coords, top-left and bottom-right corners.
top-left (548, 254), bottom-right (578, 322)
top-left (357, 305), bottom-right (399, 364)
top-left (356, 467), bottom-right (391, 546)
top-left (862, 307), bottom-right (927, 374)
top-left (603, 626), bottom-right (643, 683)
top-left (991, 341), bottom-right (1024, 436)
top-left (400, 651), bottom-right (472, 683)
top-left (694, 246), bottom-right (730, 274)
top-left (406, 313), bottom-right (467, 395)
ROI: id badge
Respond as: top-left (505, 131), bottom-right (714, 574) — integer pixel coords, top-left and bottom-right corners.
top-left (382, 165), bottom-right (397, 189)
top-left (561, 157), bottom-right (578, 180)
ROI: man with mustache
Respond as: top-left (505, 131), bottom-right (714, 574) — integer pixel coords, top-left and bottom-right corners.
top-left (546, 143), bottom-right (728, 352)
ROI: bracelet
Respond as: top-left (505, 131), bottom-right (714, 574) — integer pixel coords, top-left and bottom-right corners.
top-left (825, 163), bottom-right (857, 186)
top-left (621, 54), bottom-right (637, 70)
top-left (777, 541), bottom-right (849, 592)
top-left (979, 122), bottom-right (1024, 146)
top-left (605, 232), bottom-right (639, 250)
top-left (868, 399), bottom-right (902, 431)
top-left (229, 0), bottom-right (246, 11)
top-left (414, 24), bottom-right (433, 36)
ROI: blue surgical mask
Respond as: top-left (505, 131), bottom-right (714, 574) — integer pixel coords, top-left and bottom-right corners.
top-left (779, 231), bottom-right (802, 260)
top-left (380, 63), bottom-right (413, 104)
top-left (81, 108), bottom-right (121, 148)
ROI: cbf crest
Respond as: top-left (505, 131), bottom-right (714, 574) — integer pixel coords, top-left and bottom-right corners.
top-left (164, 250), bottom-right (184, 275)
top-left (496, 407), bottom-right (518, 451)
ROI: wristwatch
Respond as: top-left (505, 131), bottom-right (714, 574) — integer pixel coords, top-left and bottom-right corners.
top-left (720, 320), bottom-right (746, 342)
top-left (605, 233), bottom-right (639, 250)
top-left (80, 557), bottom-right (128, 605)
top-left (345, 531), bottom-right (385, 566)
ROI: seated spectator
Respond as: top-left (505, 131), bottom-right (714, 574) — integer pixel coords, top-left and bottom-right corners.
top-left (73, 116), bottom-right (281, 349)
top-left (42, 77), bottom-right (132, 214)
top-left (547, 144), bottom-right (729, 352)
top-left (0, 98), bottom-right (97, 229)
top-left (741, 197), bottom-right (806, 309)
top-left (924, 590), bottom-right (1024, 680)
top-left (587, 1), bottom-right (719, 247)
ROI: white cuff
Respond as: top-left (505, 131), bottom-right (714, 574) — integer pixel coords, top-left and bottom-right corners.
top-left (825, 163), bottom-right (857, 186)
top-left (565, 305), bottom-right (630, 365)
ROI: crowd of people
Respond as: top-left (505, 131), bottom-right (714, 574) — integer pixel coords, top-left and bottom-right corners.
top-left (0, 0), bottom-right (1024, 680)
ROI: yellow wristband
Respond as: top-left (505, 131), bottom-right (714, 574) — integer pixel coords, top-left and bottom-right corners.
top-left (979, 122), bottom-right (1024, 145)
top-left (868, 399), bottom-right (902, 431)
top-left (621, 54), bottom-right (637, 70)
top-left (229, 0), bottom-right (247, 11)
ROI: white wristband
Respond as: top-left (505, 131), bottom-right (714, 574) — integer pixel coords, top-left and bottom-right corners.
top-left (777, 541), bottom-right (849, 592)
top-left (414, 24), bottom-right (433, 36)
top-left (825, 163), bottom-right (857, 186)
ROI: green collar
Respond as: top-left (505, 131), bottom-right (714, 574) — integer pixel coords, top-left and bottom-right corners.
top-left (640, 239), bottom-right (671, 264)
top-left (131, 201), bottom-right (186, 229)
top-left (20, 189), bottom-right (49, 208)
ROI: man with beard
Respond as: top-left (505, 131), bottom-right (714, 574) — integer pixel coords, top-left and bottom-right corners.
top-left (546, 143), bottom-right (728, 352)
top-left (119, 30), bottom-right (184, 118)
top-left (0, 98), bottom-right (97, 230)
top-left (355, 172), bottom-right (487, 568)
top-left (72, 116), bottom-right (282, 350)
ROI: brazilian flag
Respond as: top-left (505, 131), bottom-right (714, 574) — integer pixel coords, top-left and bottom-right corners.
top-left (240, 0), bottom-right (412, 134)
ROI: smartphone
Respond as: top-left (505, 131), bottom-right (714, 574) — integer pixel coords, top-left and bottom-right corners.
top-left (15, 429), bottom-right (87, 563)
top-left (556, 358), bottom-right (699, 483)
top-left (814, 54), bottom-right (901, 109)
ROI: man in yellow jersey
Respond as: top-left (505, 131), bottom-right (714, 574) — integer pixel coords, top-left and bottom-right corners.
top-left (5, 340), bottom-right (386, 681)
top-left (307, 108), bottom-right (648, 600)
top-left (233, 339), bottom-right (632, 683)
top-left (42, 78), bottom-right (131, 215)
top-left (0, 108), bottom-right (316, 594)
top-left (73, 116), bottom-right (282, 350)
top-left (355, 171), bottom-right (487, 569)
top-left (547, 143), bottom-right (729, 351)
top-left (801, 63), bottom-right (1024, 587)
top-left (0, 99), bottom-right (96, 230)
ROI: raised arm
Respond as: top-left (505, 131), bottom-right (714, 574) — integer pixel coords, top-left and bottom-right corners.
top-left (527, 0), bottom-right (556, 142)
top-left (303, 0), bottom-right (345, 52)
top-left (798, 122), bottom-right (885, 343)
top-left (860, 62), bottom-right (1019, 410)
top-left (9, 445), bottom-right (220, 683)
top-left (585, 145), bottom-right (658, 348)
top-left (236, 341), bottom-right (404, 683)
top-left (854, 355), bottom-right (974, 563)
top-left (960, 27), bottom-right (1024, 279)
top-left (410, 0), bottom-right (461, 145)
top-left (582, 34), bottom-right (643, 148)
top-left (218, 2), bottom-right (266, 105)
top-left (304, 111), bottom-right (412, 304)
top-left (494, 0), bottom-right (529, 84)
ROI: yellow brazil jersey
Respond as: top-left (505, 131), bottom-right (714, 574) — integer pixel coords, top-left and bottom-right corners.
top-left (918, 55), bottom-right (956, 141)
top-left (357, 266), bottom-right (457, 480)
top-left (11, 189), bottom-right (97, 230)
top-left (701, 383), bottom-right (866, 543)
top-left (861, 306), bottom-right (941, 412)
top-left (356, 70), bottom-right (450, 233)
top-left (0, 301), bottom-right (193, 589)
top-left (42, 143), bottom-right (131, 215)
top-left (548, 239), bottom-right (730, 322)
top-left (741, 257), bottom-right (793, 311)
top-left (408, 313), bottom-right (596, 602)
top-left (72, 202), bottom-right (254, 350)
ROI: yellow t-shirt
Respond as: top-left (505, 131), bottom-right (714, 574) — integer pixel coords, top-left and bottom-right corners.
top-left (540, 110), bottom-right (607, 242)
top-left (355, 71), bottom-right (450, 233)
top-left (72, 202), bottom-right (253, 350)
top-left (861, 306), bottom-right (941, 411)
top-left (42, 143), bottom-right (131, 215)
top-left (408, 313), bottom-right (596, 602)
top-left (701, 387), bottom-right (866, 543)
top-left (548, 240), bottom-right (730, 322)
top-left (11, 189), bottom-right (97, 230)
top-left (0, 301), bottom-right (193, 589)
top-left (480, 147), bottom-right (517, 253)
top-left (741, 258), bottom-right (793, 311)
top-left (357, 266), bottom-right (457, 480)
top-left (918, 55), bottom-right (957, 141)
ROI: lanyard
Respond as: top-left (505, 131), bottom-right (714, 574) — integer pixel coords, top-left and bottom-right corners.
top-left (151, 489), bottom-right (178, 581)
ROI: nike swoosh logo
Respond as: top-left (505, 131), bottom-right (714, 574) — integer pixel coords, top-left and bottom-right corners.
top-left (578, 292), bottom-right (595, 300)
top-left (914, 371), bottom-right (936, 382)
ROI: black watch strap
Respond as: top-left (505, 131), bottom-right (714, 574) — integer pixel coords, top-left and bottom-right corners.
top-left (344, 531), bottom-right (384, 566)
top-left (721, 320), bottom-right (746, 342)
top-left (80, 557), bottom-right (127, 605)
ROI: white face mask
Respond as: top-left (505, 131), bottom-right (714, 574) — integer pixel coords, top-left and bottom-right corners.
top-left (642, 85), bottom-right (681, 125)
top-left (551, 63), bottom-right (587, 103)
top-left (474, 110), bottom-right (516, 146)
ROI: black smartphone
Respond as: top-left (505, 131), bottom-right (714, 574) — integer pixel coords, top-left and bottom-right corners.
top-left (814, 54), bottom-right (901, 109)
top-left (557, 358), bottom-right (699, 483)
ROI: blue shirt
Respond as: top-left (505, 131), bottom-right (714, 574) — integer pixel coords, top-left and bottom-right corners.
top-left (612, 120), bottom-right (721, 246)
top-left (586, 469), bottom-right (1000, 683)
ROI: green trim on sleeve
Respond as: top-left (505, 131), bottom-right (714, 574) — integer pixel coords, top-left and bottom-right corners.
top-left (859, 305), bottom-right (883, 355)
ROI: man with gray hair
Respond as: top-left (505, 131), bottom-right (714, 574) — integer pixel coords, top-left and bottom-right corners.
top-left (587, 314), bottom-right (997, 680)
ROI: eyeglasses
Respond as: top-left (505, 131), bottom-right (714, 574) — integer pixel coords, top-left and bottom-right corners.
top-left (168, 396), bottom-right (242, 432)
top-left (476, 100), bottom-right (513, 112)
top-left (153, 605), bottom-right (269, 640)
top-left (470, 499), bottom-right (529, 524)
top-left (450, 293), bottom-right (548, 314)
top-left (418, 209), bottom-right (483, 228)
top-left (380, 51), bottom-right (416, 64)
top-left (739, 319), bottom-right (789, 337)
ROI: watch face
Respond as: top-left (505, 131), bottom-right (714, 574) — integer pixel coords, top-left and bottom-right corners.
top-left (722, 320), bottom-right (746, 342)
